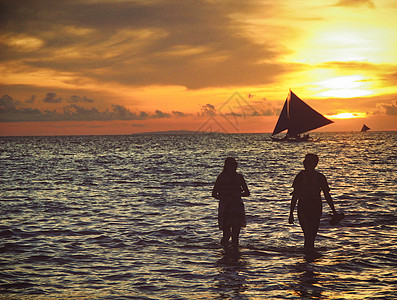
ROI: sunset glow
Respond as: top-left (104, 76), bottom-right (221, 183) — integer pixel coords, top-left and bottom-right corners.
top-left (316, 75), bottom-right (373, 98)
top-left (326, 112), bottom-right (367, 119)
top-left (0, 0), bottom-right (396, 135)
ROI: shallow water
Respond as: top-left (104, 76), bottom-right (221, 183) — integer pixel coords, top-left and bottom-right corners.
top-left (0, 132), bottom-right (396, 299)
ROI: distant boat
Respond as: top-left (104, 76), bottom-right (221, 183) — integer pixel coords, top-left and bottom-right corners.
top-left (271, 90), bottom-right (333, 142)
top-left (361, 124), bottom-right (370, 132)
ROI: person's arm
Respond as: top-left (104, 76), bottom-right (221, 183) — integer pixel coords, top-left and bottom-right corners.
top-left (240, 175), bottom-right (250, 197)
top-left (289, 194), bottom-right (298, 224)
top-left (324, 190), bottom-right (337, 214)
top-left (212, 177), bottom-right (221, 200)
top-left (212, 184), bottom-right (220, 199)
top-left (321, 174), bottom-right (337, 214)
top-left (289, 172), bottom-right (301, 224)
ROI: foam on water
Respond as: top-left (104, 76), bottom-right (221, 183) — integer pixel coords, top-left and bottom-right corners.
top-left (0, 132), bottom-right (396, 299)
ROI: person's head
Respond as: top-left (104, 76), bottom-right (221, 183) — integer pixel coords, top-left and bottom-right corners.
top-left (303, 153), bottom-right (319, 171)
top-left (223, 157), bottom-right (238, 174)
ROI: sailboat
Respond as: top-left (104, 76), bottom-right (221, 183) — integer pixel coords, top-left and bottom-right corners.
top-left (361, 124), bottom-right (370, 132)
top-left (271, 90), bottom-right (333, 142)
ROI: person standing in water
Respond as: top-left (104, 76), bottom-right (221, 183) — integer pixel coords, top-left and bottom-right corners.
top-left (212, 157), bottom-right (250, 250)
top-left (289, 153), bottom-right (339, 255)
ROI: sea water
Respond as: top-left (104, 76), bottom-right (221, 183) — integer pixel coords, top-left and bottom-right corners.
top-left (0, 132), bottom-right (396, 299)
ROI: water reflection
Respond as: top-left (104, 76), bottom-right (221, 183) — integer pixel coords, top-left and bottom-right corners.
top-left (216, 249), bottom-right (249, 299)
top-left (1, 133), bottom-right (396, 299)
top-left (290, 261), bottom-right (324, 299)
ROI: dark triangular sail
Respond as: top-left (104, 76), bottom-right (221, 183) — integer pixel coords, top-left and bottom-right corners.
top-left (272, 98), bottom-right (288, 136)
top-left (361, 124), bottom-right (370, 132)
top-left (272, 90), bottom-right (333, 136)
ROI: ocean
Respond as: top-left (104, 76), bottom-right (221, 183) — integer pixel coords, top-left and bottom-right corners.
top-left (0, 132), bottom-right (396, 299)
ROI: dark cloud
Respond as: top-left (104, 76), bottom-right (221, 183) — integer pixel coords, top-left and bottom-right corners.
top-left (333, 0), bottom-right (375, 8)
top-left (68, 95), bottom-right (94, 103)
top-left (154, 110), bottom-right (171, 118)
top-left (0, 94), bottom-right (15, 109)
top-left (378, 100), bottom-right (397, 116)
top-left (200, 104), bottom-right (216, 116)
top-left (43, 92), bottom-right (62, 103)
top-left (139, 111), bottom-right (149, 119)
top-left (0, 0), bottom-right (292, 89)
top-left (0, 94), bottom-right (174, 122)
top-left (0, 94), bottom-right (48, 122)
top-left (172, 111), bottom-right (185, 117)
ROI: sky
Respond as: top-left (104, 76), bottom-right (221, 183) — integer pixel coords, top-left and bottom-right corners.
top-left (0, 0), bottom-right (396, 136)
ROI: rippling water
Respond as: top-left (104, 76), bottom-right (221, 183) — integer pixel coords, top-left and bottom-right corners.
top-left (1, 132), bottom-right (396, 299)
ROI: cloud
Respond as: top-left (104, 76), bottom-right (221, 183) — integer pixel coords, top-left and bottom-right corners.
top-left (333, 0), bottom-right (375, 8)
top-left (43, 92), bottom-right (62, 103)
top-left (153, 110), bottom-right (171, 118)
top-left (0, 94), bottom-right (174, 122)
top-left (0, 0), bottom-right (291, 89)
top-left (172, 111), bottom-right (185, 117)
top-left (68, 95), bottom-right (94, 103)
top-left (200, 104), bottom-right (216, 116)
top-left (377, 100), bottom-right (397, 116)
top-left (385, 72), bottom-right (397, 86)
top-left (0, 94), bottom-right (15, 109)
top-left (0, 94), bottom-right (48, 122)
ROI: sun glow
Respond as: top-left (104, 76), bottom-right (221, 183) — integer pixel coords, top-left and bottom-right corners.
top-left (316, 75), bottom-right (372, 98)
top-left (289, 22), bottom-right (393, 65)
top-left (326, 112), bottom-right (366, 119)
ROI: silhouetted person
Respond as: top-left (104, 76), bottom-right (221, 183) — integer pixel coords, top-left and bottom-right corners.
top-left (212, 157), bottom-right (250, 250)
top-left (289, 154), bottom-right (338, 256)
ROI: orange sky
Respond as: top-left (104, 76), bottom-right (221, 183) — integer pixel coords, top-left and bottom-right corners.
top-left (0, 0), bottom-right (396, 136)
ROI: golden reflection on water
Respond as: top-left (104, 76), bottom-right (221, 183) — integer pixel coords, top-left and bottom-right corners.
top-left (0, 133), bottom-right (396, 299)
top-left (290, 264), bottom-right (323, 299)
top-left (216, 250), bottom-right (251, 300)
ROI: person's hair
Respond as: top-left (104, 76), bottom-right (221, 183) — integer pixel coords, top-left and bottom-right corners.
top-left (303, 153), bottom-right (319, 169)
top-left (223, 157), bottom-right (238, 173)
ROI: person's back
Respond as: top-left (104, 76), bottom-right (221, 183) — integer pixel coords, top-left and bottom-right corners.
top-left (289, 153), bottom-right (338, 256)
top-left (215, 172), bottom-right (245, 202)
top-left (212, 157), bottom-right (250, 250)
top-left (294, 170), bottom-right (327, 203)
